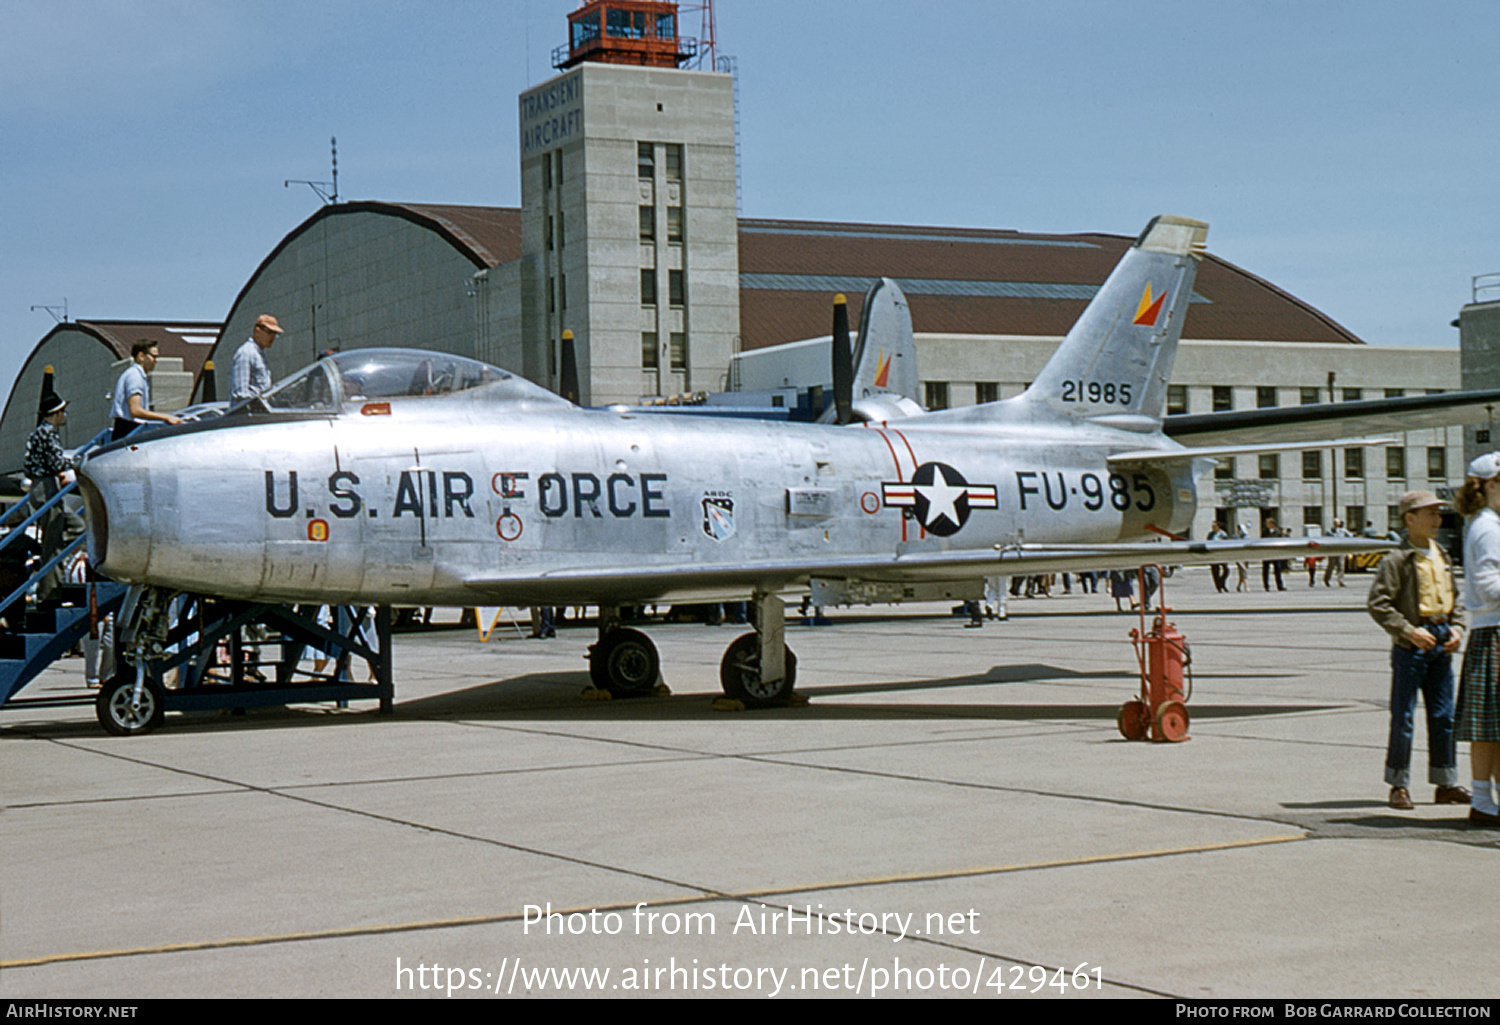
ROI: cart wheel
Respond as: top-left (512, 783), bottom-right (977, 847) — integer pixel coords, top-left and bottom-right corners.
top-left (1117, 699), bottom-right (1150, 740)
top-left (1154, 700), bottom-right (1190, 743)
top-left (96, 670), bottom-right (165, 737)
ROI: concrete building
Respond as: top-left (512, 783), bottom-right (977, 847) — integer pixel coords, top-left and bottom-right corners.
top-left (517, 61), bottom-right (739, 404)
top-left (1456, 276), bottom-right (1500, 467)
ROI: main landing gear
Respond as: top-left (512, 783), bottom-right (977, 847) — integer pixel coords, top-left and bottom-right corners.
top-left (719, 592), bottom-right (796, 707)
top-left (588, 610), bottom-right (661, 697)
top-left (587, 594), bottom-right (798, 707)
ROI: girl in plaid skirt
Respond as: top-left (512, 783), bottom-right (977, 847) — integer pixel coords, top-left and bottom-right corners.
top-left (1455, 453), bottom-right (1500, 825)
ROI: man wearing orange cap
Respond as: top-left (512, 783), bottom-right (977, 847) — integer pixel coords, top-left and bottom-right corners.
top-left (231, 313), bottom-right (283, 403)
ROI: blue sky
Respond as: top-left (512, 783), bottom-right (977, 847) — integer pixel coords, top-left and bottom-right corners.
top-left (4, 0), bottom-right (1498, 402)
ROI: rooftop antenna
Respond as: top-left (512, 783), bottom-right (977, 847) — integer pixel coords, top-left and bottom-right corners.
top-left (285, 136), bottom-right (339, 204)
top-left (30, 299), bottom-right (68, 324)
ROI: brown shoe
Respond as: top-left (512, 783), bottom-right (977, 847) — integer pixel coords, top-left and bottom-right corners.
top-left (1435, 785), bottom-right (1471, 805)
top-left (1468, 807), bottom-right (1500, 827)
top-left (1389, 787), bottom-right (1415, 810)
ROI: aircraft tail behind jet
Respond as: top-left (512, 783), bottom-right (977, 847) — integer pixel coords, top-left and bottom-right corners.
top-left (1020, 215), bottom-right (1206, 429)
top-left (846, 277), bottom-right (924, 421)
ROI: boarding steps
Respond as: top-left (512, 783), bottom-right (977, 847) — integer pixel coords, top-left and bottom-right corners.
top-left (0, 580), bottom-right (127, 709)
top-left (0, 472), bottom-right (130, 709)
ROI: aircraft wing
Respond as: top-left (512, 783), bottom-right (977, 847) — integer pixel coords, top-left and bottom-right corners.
top-left (462, 537), bottom-right (1393, 604)
top-left (1163, 389), bottom-right (1500, 447)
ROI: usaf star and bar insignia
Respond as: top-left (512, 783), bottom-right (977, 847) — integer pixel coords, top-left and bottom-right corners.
top-left (881, 461), bottom-right (997, 537)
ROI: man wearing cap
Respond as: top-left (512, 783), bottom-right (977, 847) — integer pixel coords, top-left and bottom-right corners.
top-left (231, 314), bottom-right (283, 403)
top-left (110, 339), bottom-right (184, 441)
top-left (23, 394), bottom-right (85, 602)
top-left (1367, 490), bottom-right (1469, 810)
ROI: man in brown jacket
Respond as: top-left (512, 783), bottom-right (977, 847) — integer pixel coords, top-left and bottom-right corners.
top-left (1367, 490), bottom-right (1470, 810)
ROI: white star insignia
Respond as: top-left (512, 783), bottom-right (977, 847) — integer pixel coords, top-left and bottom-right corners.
top-left (916, 465), bottom-right (965, 530)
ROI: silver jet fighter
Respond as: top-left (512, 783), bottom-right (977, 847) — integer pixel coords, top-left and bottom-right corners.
top-left (77, 216), bottom-right (1383, 705)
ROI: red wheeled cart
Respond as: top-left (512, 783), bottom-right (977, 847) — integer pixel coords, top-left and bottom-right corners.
top-left (1117, 565), bottom-right (1191, 742)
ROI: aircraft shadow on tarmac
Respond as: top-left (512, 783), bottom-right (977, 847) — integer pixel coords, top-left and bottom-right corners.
top-left (0, 664), bottom-right (1335, 738)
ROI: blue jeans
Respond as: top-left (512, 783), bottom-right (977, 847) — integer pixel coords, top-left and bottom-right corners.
top-left (1385, 638), bottom-right (1459, 788)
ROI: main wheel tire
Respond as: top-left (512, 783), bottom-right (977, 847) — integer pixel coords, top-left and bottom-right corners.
top-left (1154, 699), bottom-right (1190, 742)
top-left (588, 628), bottom-right (660, 696)
top-left (719, 632), bottom-right (798, 707)
top-left (96, 670), bottom-right (165, 737)
top-left (1116, 699), bottom-right (1150, 740)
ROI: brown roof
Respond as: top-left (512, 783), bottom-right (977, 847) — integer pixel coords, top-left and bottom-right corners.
top-left (735, 218), bottom-right (1363, 351)
top-left (71, 320), bottom-right (222, 378)
top-left (397, 204), bottom-right (524, 267)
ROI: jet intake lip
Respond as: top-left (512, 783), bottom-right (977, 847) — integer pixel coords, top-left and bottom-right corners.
top-left (76, 472), bottom-right (108, 570)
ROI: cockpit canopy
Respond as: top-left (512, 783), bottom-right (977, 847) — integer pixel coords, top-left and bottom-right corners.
top-left (251, 348), bottom-right (568, 414)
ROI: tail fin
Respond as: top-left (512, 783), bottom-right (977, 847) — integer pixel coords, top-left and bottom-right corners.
top-left (1024, 215), bottom-right (1206, 428)
top-left (851, 277), bottom-right (921, 411)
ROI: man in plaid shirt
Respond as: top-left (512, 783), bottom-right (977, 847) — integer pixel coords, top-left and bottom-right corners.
top-left (23, 394), bottom-right (84, 602)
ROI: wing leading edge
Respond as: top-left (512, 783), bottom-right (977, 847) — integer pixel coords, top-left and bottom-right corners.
top-left (1165, 389), bottom-right (1500, 448)
top-left (461, 537), bottom-right (1394, 605)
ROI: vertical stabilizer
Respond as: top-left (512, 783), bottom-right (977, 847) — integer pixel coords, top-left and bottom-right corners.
top-left (852, 277), bottom-right (920, 405)
top-left (1023, 215), bottom-right (1206, 427)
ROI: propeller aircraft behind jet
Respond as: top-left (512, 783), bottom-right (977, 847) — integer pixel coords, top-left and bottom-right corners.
top-left (77, 215), bottom-right (1393, 721)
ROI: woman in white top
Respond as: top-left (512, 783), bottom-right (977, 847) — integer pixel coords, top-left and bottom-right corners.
top-left (1454, 452), bottom-right (1500, 826)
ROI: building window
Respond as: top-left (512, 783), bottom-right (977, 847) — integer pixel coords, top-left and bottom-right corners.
top-left (666, 206), bottom-right (683, 243)
top-left (1215, 457), bottom-right (1235, 480)
top-left (641, 332), bottom-right (659, 369)
top-left (559, 273), bottom-right (566, 311)
top-left (1387, 447), bottom-right (1406, 480)
top-left (1343, 387), bottom-right (1362, 402)
top-left (1256, 386), bottom-right (1278, 409)
top-left (543, 155), bottom-right (553, 191)
top-left (1167, 384), bottom-right (1188, 415)
top-left (547, 276), bottom-right (555, 314)
top-left (640, 269), bottom-right (656, 306)
top-left (557, 212), bottom-right (565, 249)
top-left (669, 332), bottom-right (686, 370)
top-left (555, 150), bottom-right (564, 185)
top-left (1300, 387), bottom-right (1320, 405)
top-left (1388, 505), bottom-right (1402, 532)
top-left (1428, 446), bottom-right (1447, 480)
top-left (668, 269), bottom-right (685, 307)
top-left (1346, 505), bottom-right (1365, 534)
top-left (1302, 451), bottom-right (1322, 480)
top-left (925, 382), bottom-right (949, 410)
top-left (665, 144), bottom-right (683, 180)
top-left (639, 205), bottom-right (655, 241)
top-left (1345, 447), bottom-right (1364, 479)
top-left (1258, 453), bottom-right (1279, 480)
top-left (1427, 388), bottom-right (1446, 395)
top-left (1385, 388), bottom-right (1405, 398)
top-left (1212, 386), bottom-right (1233, 412)
top-left (637, 142), bottom-right (654, 179)
top-left (546, 216), bottom-right (554, 251)
top-left (975, 381), bottom-right (999, 404)
top-left (1303, 506), bottom-right (1324, 530)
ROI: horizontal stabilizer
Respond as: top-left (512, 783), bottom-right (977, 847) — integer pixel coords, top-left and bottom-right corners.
top-left (1109, 436), bottom-right (1398, 466)
top-left (1167, 389), bottom-right (1500, 447)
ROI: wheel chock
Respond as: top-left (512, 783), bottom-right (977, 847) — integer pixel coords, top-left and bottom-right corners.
top-left (581, 686), bottom-right (612, 700)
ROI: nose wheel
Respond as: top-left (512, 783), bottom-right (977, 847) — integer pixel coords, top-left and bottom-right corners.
top-left (588, 627), bottom-right (660, 696)
top-left (96, 668), bottom-right (164, 736)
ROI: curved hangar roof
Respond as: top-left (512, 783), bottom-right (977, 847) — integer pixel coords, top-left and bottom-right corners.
top-left (202, 201), bottom-right (1359, 400)
top-left (0, 320), bottom-right (219, 477)
top-left (735, 218), bottom-right (1362, 351)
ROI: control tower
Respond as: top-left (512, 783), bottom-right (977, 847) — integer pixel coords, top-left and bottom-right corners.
top-left (518, 0), bottom-right (738, 405)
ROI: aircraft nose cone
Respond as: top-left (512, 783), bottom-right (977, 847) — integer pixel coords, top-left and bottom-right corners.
top-left (77, 448), bottom-right (149, 582)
